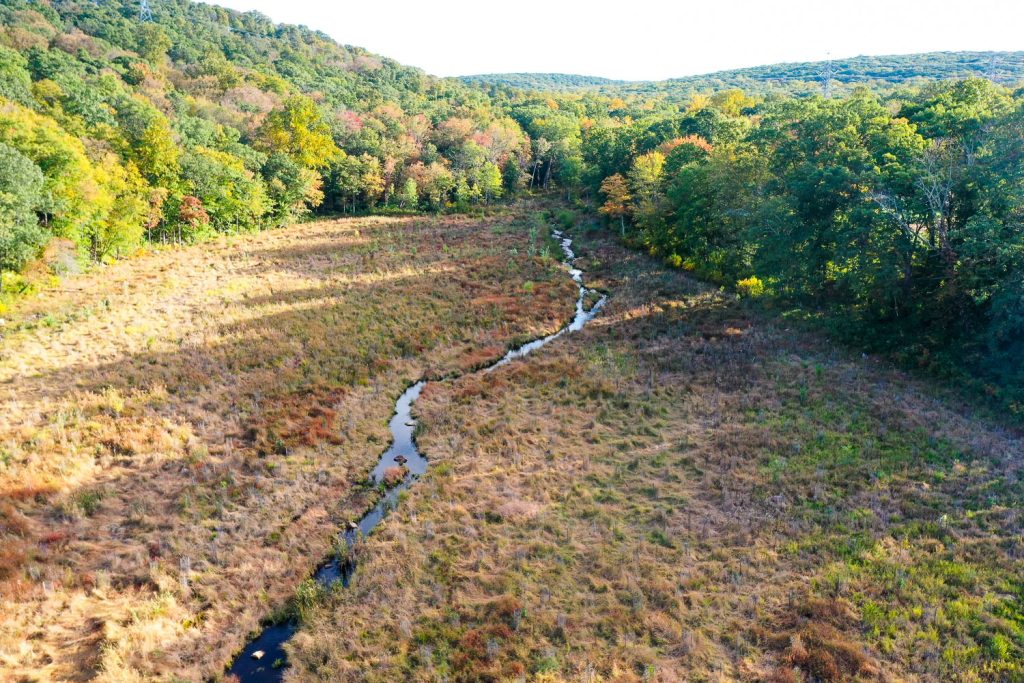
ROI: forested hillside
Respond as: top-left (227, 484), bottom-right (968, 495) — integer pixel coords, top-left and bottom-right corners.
top-left (1, 1), bottom-right (1023, 412)
top-left (0, 0), bottom-right (528, 284)
top-left (464, 50), bottom-right (1024, 96)
top-left (471, 80), bottom-right (1024, 412)
top-left (2, 2), bottom-right (1024, 681)
top-left (461, 73), bottom-right (626, 90)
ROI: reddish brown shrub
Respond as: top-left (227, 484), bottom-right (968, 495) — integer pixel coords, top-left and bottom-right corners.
top-left (382, 466), bottom-right (406, 487)
top-left (0, 503), bottom-right (30, 536)
top-left (0, 540), bottom-right (28, 579)
top-left (487, 595), bottom-right (524, 621)
top-left (40, 530), bottom-right (68, 545)
top-left (767, 666), bottom-right (800, 683)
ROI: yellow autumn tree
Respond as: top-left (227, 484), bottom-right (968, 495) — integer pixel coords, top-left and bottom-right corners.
top-left (599, 173), bottom-right (631, 236)
top-left (258, 95), bottom-right (340, 169)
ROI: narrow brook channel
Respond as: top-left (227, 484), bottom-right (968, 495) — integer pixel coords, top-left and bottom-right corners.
top-left (227, 229), bottom-right (606, 681)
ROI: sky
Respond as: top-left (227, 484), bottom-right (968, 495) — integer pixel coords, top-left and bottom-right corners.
top-left (213, 0), bottom-right (1024, 81)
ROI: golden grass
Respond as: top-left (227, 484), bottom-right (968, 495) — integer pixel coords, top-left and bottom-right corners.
top-left (285, 223), bottom-right (1023, 682)
top-left (0, 208), bottom-right (577, 681)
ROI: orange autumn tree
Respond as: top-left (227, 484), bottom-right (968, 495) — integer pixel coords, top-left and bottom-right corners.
top-left (599, 173), bottom-right (631, 237)
top-left (658, 134), bottom-right (713, 156)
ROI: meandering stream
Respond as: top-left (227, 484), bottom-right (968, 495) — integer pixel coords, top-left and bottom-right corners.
top-left (227, 229), bottom-right (606, 681)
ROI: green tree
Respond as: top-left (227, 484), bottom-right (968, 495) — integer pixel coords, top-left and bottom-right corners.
top-left (397, 177), bottom-right (418, 209)
top-left (262, 153), bottom-right (324, 224)
top-left (324, 152), bottom-right (363, 213)
top-left (0, 46), bottom-right (33, 105)
top-left (0, 100), bottom-right (97, 246)
top-left (453, 173), bottom-right (480, 209)
top-left (502, 157), bottom-right (524, 194)
top-left (627, 151), bottom-right (665, 225)
top-left (422, 163), bottom-right (455, 211)
top-left (179, 148), bottom-right (269, 233)
top-left (0, 142), bottom-right (47, 283)
top-left (659, 142), bottom-right (768, 281)
top-left (136, 23), bottom-right (172, 64)
top-left (477, 162), bottom-right (503, 204)
top-left (114, 96), bottom-right (181, 187)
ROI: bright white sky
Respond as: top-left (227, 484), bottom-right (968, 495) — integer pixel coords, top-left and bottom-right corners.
top-left (213, 0), bottom-right (1024, 81)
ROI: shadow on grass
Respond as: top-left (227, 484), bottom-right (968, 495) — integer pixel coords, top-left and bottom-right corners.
top-left (0, 212), bottom-right (586, 680)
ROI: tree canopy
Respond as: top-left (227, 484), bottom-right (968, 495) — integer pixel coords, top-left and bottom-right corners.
top-left (1, 0), bottom-right (1023, 418)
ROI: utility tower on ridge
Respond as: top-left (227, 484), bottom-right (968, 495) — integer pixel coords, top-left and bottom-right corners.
top-left (821, 54), bottom-right (835, 98)
top-left (986, 54), bottom-right (1000, 82)
top-left (139, 0), bottom-right (153, 22)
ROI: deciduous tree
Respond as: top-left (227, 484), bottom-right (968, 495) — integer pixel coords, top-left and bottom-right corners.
top-left (258, 96), bottom-right (339, 170)
top-left (599, 174), bottom-right (631, 236)
top-left (0, 142), bottom-right (46, 281)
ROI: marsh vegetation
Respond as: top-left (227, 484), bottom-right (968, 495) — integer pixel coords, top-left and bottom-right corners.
top-left (0, 207), bottom-right (576, 680)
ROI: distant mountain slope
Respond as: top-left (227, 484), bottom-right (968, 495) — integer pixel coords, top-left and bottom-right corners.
top-left (462, 51), bottom-right (1024, 94)
top-left (460, 72), bottom-right (626, 90)
top-left (668, 50), bottom-right (1024, 89)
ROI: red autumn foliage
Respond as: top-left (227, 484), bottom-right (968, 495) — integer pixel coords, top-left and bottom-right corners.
top-left (178, 195), bottom-right (210, 227)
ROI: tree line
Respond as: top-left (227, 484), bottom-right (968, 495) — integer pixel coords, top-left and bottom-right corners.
top-left (464, 51), bottom-right (1024, 100)
top-left (0, 0), bottom-right (529, 282)
top-left (1, 0), bottom-right (1022, 408)
top-left (447, 77), bottom-right (1024, 409)
top-left (568, 80), bottom-right (1023, 410)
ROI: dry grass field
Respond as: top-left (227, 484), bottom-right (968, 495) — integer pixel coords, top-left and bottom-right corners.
top-left (0, 208), bottom-right (577, 681)
top-left (286, 219), bottom-right (1023, 682)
